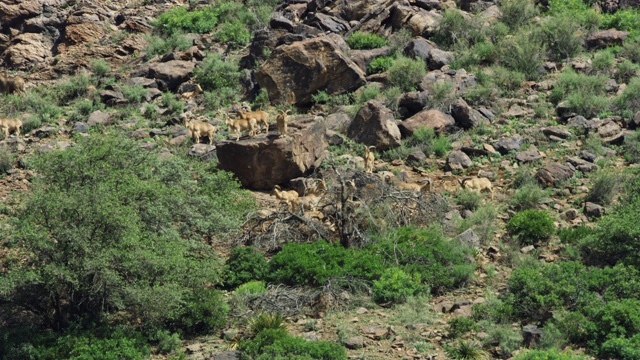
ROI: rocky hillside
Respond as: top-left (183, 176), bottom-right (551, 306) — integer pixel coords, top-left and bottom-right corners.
top-left (3, 0), bottom-right (640, 359)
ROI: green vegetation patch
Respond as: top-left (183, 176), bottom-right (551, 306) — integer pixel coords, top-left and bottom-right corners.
top-left (347, 31), bottom-right (388, 50)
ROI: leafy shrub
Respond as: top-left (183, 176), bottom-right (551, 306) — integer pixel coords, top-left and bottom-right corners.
top-left (347, 31), bottom-right (388, 50)
top-left (429, 80), bottom-right (456, 109)
top-left (472, 296), bottom-right (513, 324)
top-left (367, 55), bottom-right (394, 74)
top-left (368, 226), bottom-right (475, 294)
top-left (372, 267), bottom-right (423, 304)
top-left (510, 182), bottom-right (547, 210)
top-left (621, 35), bottom-right (640, 62)
top-left (483, 324), bottom-right (523, 359)
top-left (215, 19), bottom-right (252, 48)
top-left (546, 0), bottom-right (601, 30)
top-left (172, 289), bottom-right (229, 335)
top-left (558, 225), bottom-right (594, 245)
top-left (601, 8), bottom-right (640, 34)
top-left (448, 317), bottom-right (477, 338)
top-left (586, 171), bottom-right (623, 205)
top-left (145, 32), bottom-right (193, 58)
top-left (624, 129), bottom-right (640, 163)
top-left (506, 210), bottom-right (555, 245)
top-left (52, 74), bottom-right (92, 105)
top-left (499, 30), bottom-right (545, 80)
top-left (234, 280), bottom-right (267, 296)
top-left (515, 349), bottom-right (586, 360)
top-left (121, 85), bottom-right (147, 104)
top-left (614, 76), bottom-right (640, 114)
top-left (499, 0), bottom-right (539, 30)
top-left (154, 6), bottom-right (220, 36)
top-left (433, 9), bottom-right (483, 49)
top-left (238, 329), bottom-right (347, 360)
top-left (549, 70), bottom-right (609, 118)
top-left (591, 50), bottom-right (615, 75)
top-left (456, 204), bottom-right (498, 245)
top-left (20, 115), bottom-right (42, 133)
top-left (382, 126), bottom-right (442, 161)
top-left (194, 53), bottom-right (242, 92)
top-left (537, 14), bottom-right (584, 62)
top-left (223, 246), bottom-right (268, 289)
top-left (355, 83), bottom-right (382, 105)
top-left (151, 330), bottom-right (182, 355)
top-left (267, 240), bottom-right (383, 286)
top-left (90, 59), bottom-right (110, 78)
top-left (387, 55), bottom-right (426, 92)
top-left (600, 334), bottom-right (640, 359)
top-left (456, 189), bottom-right (482, 211)
top-left (0, 152), bottom-right (13, 176)
top-left (616, 59), bottom-right (640, 83)
top-left (161, 91), bottom-right (184, 115)
top-left (0, 135), bottom-right (253, 330)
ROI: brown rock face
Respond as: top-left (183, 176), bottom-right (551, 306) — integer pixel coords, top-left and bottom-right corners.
top-left (2, 33), bottom-right (53, 69)
top-left (585, 29), bottom-right (628, 50)
top-left (147, 60), bottom-right (196, 92)
top-left (255, 36), bottom-right (366, 106)
top-left (536, 163), bottom-right (574, 187)
top-left (347, 100), bottom-right (401, 150)
top-left (217, 117), bottom-right (329, 190)
top-left (398, 109), bottom-right (455, 137)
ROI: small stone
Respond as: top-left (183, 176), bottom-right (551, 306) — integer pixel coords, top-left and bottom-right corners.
top-left (345, 336), bottom-right (365, 349)
top-left (520, 245), bottom-right (535, 254)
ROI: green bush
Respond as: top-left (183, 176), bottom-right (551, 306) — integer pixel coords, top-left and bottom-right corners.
top-left (510, 182), bottom-right (547, 210)
top-left (382, 127), bottom-right (448, 161)
top-left (368, 226), bottom-right (475, 294)
top-left (238, 328), bottom-right (347, 360)
top-left (558, 225), bottom-right (594, 245)
top-left (151, 330), bottom-right (182, 355)
top-left (154, 6), bottom-right (220, 36)
top-left (549, 70), bottom-right (609, 118)
top-left (20, 115), bottom-right (42, 133)
top-left (355, 83), bottom-right (382, 105)
top-left (248, 313), bottom-right (286, 337)
top-left (615, 76), bottom-right (640, 114)
top-left (586, 171), bottom-right (623, 205)
top-left (367, 55), bottom-right (394, 74)
top-left (616, 59), bottom-right (640, 84)
top-left (451, 40), bottom-right (498, 70)
top-left (90, 59), bottom-right (110, 78)
top-left (445, 340), bottom-right (486, 360)
top-left (499, 30), bottom-right (545, 80)
top-left (0, 135), bottom-right (253, 330)
top-left (601, 9), bottom-right (640, 34)
top-left (145, 32), bottom-right (193, 58)
top-left (267, 240), bottom-right (383, 287)
top-left (455, 204), bottom-right (499, 245)
top-left (234, 280), bottom-right (267, 296)
top-left (0, 152), bottom-right (13, 176)
top-left (622, 36), bottom-right (640, 63)
top-left (347, 31), bottom-right (388, 50)
top-left (387, 55), bottom-right (426, 92)
top-left (223, 246), bottom-right (268, 289)
top-left (499, 0), bottom-right (539, 30)
top-left (546, 0), bottom-right (601, 30)
top-left (448, 317), bottom-right (477, 338)
top-left (455, 189), bottom-right (482, 211)
top-left (591, 50), bottom-right (615, 75)
top-left (372, 267), bottom-right (423, 304)
top-left (171, 289), bottom-right (229, 335)
top-left (600, 334), bottom-right (640, 359)
top-left (193, 52), bottom-right (242, 91)
top-left (433, 9), bottom-right (483, 49)
top-left (515, 349), bottom-right (586, 360)
top-left (121, 85), bottom-right (147, 104)
top-left (215, 19), bottom-right (252, 48)
top-left (507, 210), bottom-right (555, 245)
top-left (537, 14), bottom-right (583, 62)
top-left (624, 130), bottom-right (640, 163)
top-left (483, 324), bottom-right (523, 359)
top-left (161, 91), bottom-right (184, 115)
top-left (52, 74), bottom-right (92, 105)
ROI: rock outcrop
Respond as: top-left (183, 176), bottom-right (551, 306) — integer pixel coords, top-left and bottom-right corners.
top-left (216, 117), bottom-right (329, 190)
top-left (255, 35), bottom-right (366, 106)
top-left (347, 100), bottom-right (401, 150)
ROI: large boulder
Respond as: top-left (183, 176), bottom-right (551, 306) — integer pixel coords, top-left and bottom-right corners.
top-left (2, 32), bottom-right (53, 70)
top-left (403, 37), bottom-right (453, 70)
top-left (255, 36), bottom-right (366, 106)
top-left (216, 117), bottom-right (329, 190)
top-left (585, 29), bottom-right (628, 50)
top-left (147, 60), bottom-right (196, 92)
top-left (347, 100), bottom-right (401, 150)
top-left (536, 163), bottom-right (574, 188)
top-left (450, 98), bottom-right (489, 129)
top-left (398, 109), bottom-right (454, 137)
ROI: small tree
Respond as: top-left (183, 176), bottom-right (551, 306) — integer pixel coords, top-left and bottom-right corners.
top-left (0, 134), bottom-right (254, 331)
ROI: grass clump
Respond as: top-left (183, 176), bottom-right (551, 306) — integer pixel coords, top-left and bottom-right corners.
top-left (499, 30), bottom-right (545, 80)
top-left (382, 127), bottom-right (450, 162)
top-left (549, 69), bottom-right (609, 118)
top-left (510, 183), bottom-right (547, 211)
top-left (347, 31), bottom-right (388, 49)
top-left (367, 55), bottom-right (395, 74)
top-left (499, 0), bottom-right (539, 30)
top-left (614, 76), bottom-right (640, 115)
top-left (537, 14), bottom-right (584, 62)
top-left (238, 328), bottom-right (347, 360)
top-left (623, 130), bottom-right (640, 163)
top-left (372, 267), bottom-right (424, 304)
top-left (586, 171), bottom-right (623, 206)
top-left (616, 59), bottom-right (640, 84)
top-left (154, 6), bottom-right (221, 36)
top-left (432, 9), bottom-right (483, 50)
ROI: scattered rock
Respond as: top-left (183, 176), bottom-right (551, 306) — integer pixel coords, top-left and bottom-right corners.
top-left (584, 202), bottom-right (605, 218)
top-left (521, 245), bottom-right (535, 254)
top-left (516, 149), bottom-right (543, 163)
top-left (407, 150), bottom-right (427, 164)
top-left (398, 109), bottom-right (455, 137)
top-left (455, 229), bottom-right (481, 249)
top-left (494, 136), bottom-right (523, 154)
top-left (397, 91), bottom-right (429, 119)
top-left (72, 122), bottom-right (90, 133)
top-left (561, 209), bottom-right (580, 221)
top-left (87, 110), bottom-right (110, 126)
top-left (187, 144), bottom-right (216, 159)
top-left (567, 157), bottom-right (598, 173)
top-left (451, 98), bottom-right (489, 129)
top-left (446, 150), bottom-right (473, 171)
top-left (522, 324), bottom-right (543, 347)
top-left (536, 163), bottom-right (574, 187)
top-left (147, 60), bottom-right (195, 92)
top-left (542, 127), bottom-right (572, 139)
top-left (585, 29), bottom-right (628, 50)
top-left (347, 100), bottom-right (401, 150)
top-left (345, 336), bottom-right (365, 349)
